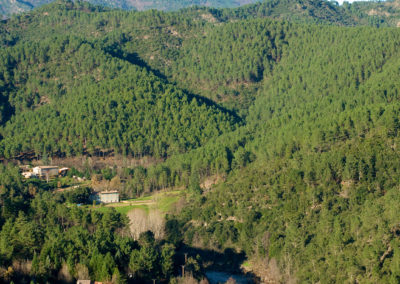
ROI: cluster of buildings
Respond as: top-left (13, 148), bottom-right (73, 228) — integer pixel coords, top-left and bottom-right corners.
top-left (21, 165), bottom-right (120, 204)
top-left (21, 165), bottom-right (69, 179)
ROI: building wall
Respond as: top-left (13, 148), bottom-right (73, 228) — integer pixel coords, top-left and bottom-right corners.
top-left (99, 193), bottom-right (119, 203)
top-left (33, 167), bottom-right (59, 177)
top-left (43, 168), bottom-right (59, 177)
top-left (32, 167), bottom-right (41, 176)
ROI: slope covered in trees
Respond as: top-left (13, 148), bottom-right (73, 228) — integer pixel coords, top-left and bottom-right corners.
top-left (0, 33), bottom-right (239, 159)
top-left (169, 23), bottom-right (400, 283)
top-left (0, 0), bottom-right (260, 17)
top-left (124, 0), bottom-right (261, 11)
top-left (345, 0), bottom-right (400, 27)
top-left (2, 1), bottom-right (397, 114)
top-left (0, 165), bottom-right (180, 283)
top-left (0, 0), bottom-right (384, 114)
top-left (2, 1), bottom-right (400, 283)
top-left (4, 0), bottom-right (398, 28)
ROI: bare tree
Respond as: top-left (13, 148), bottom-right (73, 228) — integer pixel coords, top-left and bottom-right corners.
top-left (128, 208), bottom-right (165, 240)
top-left (57, 262), bottom-right (73, 282)
top-left (110, 175), bottom-right (122, 190)
top-left (148, 209), bottom-right (165, 239)
top-left (128, 208), bottom-right (149, 240)
top-left (75, 263), bottom-right (89, 280)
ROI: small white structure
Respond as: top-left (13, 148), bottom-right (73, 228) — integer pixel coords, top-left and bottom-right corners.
top-left (33, 166), bottom-right (59, 178)
top-left (99, 191), bottom-right (120, 203)
top-left (22, 172), bottom-right (36, 179)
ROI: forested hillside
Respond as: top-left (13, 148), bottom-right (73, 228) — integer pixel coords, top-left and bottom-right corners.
top-left (0, 165), bottom-right (179, 283)
top-left (3, 0), bottom-right (400, 27)
top-left (1, 0), bottom-right (390, 114)
top-left (347, 0), bottom-right (400, 27)
top-left (0, 0), bottom-right (260, 17)
top-left (3, 0), bottom-right (400, 283)
top-left (171, 25), bottom-right (400, 282)
top-left (0, 33), bottom-right (239, 159)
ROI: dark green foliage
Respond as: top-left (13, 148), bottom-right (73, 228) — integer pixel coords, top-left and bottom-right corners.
top-left (165, 218), bottom-right (184, 246)
top-left (62, 186), bottom-right (92, 204)
top-left (2, 1), bottom-right (400, 283)
top-left (128, 231), bottom-right (176, 281)
top-left (0, 166), bottom-right (177, 282)
top-left (218, 0), bottom-right (357, 24)
top-left (0, 0), bottom-right (261, 17)
top-left (167, 19), bottom-right (290, 110)
top-left (0, 34), bottom-right (239, 159)
top-left (169, 20), bottom-right (400, 283)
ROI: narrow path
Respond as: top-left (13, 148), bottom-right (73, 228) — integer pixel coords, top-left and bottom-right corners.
top-left (106, 200), bottom-right (156, 207)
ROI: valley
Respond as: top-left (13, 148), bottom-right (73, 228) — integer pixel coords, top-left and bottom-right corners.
top-left (2, 0), bottom-right (400, 283)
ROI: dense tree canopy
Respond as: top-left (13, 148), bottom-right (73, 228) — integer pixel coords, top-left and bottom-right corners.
top-left (0, 34), bottom-right (239, 159)
top-left (2, 0), bottom-right (400, 283)
top-left (0, 165), bottom-right (179, 283)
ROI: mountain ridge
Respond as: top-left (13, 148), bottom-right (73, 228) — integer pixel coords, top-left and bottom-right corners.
top-left (0, 0), bottom-right (261, 16)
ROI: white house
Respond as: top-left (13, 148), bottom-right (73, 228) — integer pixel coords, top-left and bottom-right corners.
top-left (99, 191), bottom-right (120, 203)
top-left (32, 166), bottom-right (60, 178)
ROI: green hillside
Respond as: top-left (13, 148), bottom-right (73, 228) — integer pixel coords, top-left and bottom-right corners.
top-left (3, 0), bottom-right (400, 27)
top-left (125, 0), bottom-right (261, 11)
top-left (346, 0), bottom-right (400, 27)
top-left (0, 0), bottom-right (383, 114)
top-left (170, 23), bottom-right (400, 283)
top-left (0, 0), bottom-right (261, 16)
top-left (2, 1), bottom-right (400, 283)
top-left (0, 35), bottom-right (239, 159)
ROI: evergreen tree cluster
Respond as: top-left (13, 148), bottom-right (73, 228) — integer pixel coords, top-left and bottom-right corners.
top-left (0, 33), bottom-right (239, 159)
top-left (2, 1), bottom-right (400, 283)
top-left (0, 165), bottom-right (177, 283)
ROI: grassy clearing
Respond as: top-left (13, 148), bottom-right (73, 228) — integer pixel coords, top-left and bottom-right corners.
top-left (123, 196), bottom-right (153, 202)
top-left (157, 193), bottom-right (181, 212)
top-left (91, 190), bottom-right (183, 215)
top-left (94, 204), bottom-right (150, 214)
